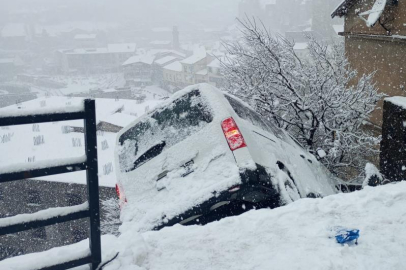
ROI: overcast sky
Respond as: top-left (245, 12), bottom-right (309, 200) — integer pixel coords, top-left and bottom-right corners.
top-left (0, 0), bottom-right (240, 28)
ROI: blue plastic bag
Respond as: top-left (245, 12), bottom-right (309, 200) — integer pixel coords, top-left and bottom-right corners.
top-left (333, 227), bottom-right (360, 245)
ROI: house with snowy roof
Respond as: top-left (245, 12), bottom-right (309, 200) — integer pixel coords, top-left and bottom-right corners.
top-left (332, 0), bottom-right (405, 125)
top-left (207, 58), bottom-right (225, 88)
top-left (180, 51), bottom-right (214, 85)
top-left (122, 54), bottom-right (155, 87)
top-left (57, 43), bottom-right (136, 74)
top-left (162, 61), bottom-right (185, 92)
top-left (152, 55), bottom-right (183, 86)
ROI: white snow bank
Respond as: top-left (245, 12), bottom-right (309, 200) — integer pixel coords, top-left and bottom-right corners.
top-left (386, 96), bottom-right (406, 110)
top-left (0, 234), bottom-right (116, 270)
top-left (0, 155), bottom-right (86, 175)
top-left (106, 181), bottom-right (406, 270)
top-left (0, 202), bottom-right (88, 228)
top-left (4, 182), bottom-right (406, 270)
top-left (0, 100), bottom-right (85, 118)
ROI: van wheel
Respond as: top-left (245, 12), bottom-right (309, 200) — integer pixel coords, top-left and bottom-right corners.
top-left (276, 170), bottom-right (301, 204)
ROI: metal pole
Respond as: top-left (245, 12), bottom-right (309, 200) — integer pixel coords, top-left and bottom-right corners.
top-left (84, 99), bottom-right (102, 270)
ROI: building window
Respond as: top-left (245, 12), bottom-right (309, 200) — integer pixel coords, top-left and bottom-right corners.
top-left (32, 227), bottom-right (47, 240)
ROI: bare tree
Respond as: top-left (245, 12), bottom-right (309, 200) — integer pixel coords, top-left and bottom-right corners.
top-left (221, 18), bottom-right (383, 180)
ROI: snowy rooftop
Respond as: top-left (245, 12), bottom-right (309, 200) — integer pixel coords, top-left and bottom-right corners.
top-left (154, 56), bottom-right (178, 66)
top-left (123, 55), bottom-right (155, 66)
top-left (163, 61), bottom-right (183, 72)
top-left (195, 68), bottom-right (208, 76)
top-left (385, 96), bottom-right (406, 110)
top-left (148, 49), bottom-right (186, 58)
top-left (180, 53), bottom-right (207, 65)
top-left (62, 43), bottom-right (136, 55)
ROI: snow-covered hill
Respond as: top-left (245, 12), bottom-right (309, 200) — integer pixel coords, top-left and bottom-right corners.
top-left (2, 181), bottom-right (406, 270)
top-left (0, 96), bottom-right (163, 187)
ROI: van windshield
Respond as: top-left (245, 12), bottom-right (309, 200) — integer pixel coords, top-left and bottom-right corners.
top-left (118, 90), bottom-right (213, 172)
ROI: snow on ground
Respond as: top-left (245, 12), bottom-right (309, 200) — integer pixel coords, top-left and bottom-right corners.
top-left (0, 96), bottom-right (163, 187)
top-left (31, 74), bottom-right (126, 97)
top-left (1, 182), bottom-right (405, 270)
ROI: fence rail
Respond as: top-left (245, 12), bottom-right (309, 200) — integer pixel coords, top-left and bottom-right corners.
top-left (0, 99), bottom-right (101, 270)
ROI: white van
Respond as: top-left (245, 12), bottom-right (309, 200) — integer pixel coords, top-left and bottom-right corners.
top-left (115, 84), bottom-right (338, 231)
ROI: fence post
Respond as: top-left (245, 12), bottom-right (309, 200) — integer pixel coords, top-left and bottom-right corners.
top-left (84, 99), bottom-right (102, 270)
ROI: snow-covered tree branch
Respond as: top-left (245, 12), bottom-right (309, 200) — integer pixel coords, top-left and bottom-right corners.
top-left (221, 18), bottom-right (383, 180)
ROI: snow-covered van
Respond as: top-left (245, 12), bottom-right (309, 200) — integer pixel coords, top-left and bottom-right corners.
top-left (115, 83), bottom-right (338, 231)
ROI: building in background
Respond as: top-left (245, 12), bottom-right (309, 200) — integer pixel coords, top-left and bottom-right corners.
top-left (122, 54), bottom-right (155, 87)
top-left (332, 0), bottom-right (405, 125)
top-left (57, 43), bottom-right (136, 74)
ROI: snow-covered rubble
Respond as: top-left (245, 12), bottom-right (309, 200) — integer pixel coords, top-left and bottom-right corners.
top-left (2, 181), bottom-right (405, 270)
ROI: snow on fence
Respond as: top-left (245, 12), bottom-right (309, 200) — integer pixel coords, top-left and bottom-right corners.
top-left (0, 202), bottom-right (89, 229)
top-left (0, 99), bottom-right (102, 270)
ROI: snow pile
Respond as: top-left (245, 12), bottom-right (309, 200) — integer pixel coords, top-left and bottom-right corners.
top-left (110, 182), bottom-right (406, 270)
top-left (2, 182), bottom-right (406, 270)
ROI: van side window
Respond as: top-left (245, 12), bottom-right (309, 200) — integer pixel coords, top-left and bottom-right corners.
top-left (224, 95), bottom-right (286, 140)
top-left (118, 90), bottom-right (213, 172)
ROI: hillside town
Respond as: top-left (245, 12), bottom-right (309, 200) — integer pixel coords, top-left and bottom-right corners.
top-left (1, 1), bottom-right (406, 270)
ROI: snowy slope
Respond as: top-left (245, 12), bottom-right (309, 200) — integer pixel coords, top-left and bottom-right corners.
top-left (105, 182), bottom-right (406, 270)
top-left (0, 96), bottom-right (163, 187)
top-left (3, 182), bottom-right (405, 270)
